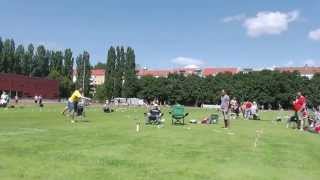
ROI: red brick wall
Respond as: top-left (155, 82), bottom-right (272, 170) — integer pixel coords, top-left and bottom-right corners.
top-left (0, 73), bottom-right (59, 99)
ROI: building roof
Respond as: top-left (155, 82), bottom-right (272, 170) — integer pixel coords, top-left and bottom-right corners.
top-left (137, 69), bottom-right (173, 77)
top-left (73, 69), bottom-right (106, 76)
top-left (137, 67), bottom-right (203, 77)
top-left (202, 67), bottom-right (239, 77)
top-left (274, 66), bottom-right (320, 75)
top-left (91, 69), bottom-right (105, 76)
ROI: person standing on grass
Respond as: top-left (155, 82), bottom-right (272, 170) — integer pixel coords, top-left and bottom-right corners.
top-left (245, 100), bottom-right (253, 119)
top-left (230, 97), bottom-right (239, 117)
top-left (220, 90), bottom-right (230, 129)
top-left (39, 95), bottom-right (43, 107)
top-left (34, 95), bottom-right (38, 104)
top-left (15, 94), bottom-right (18, 104)
top-left (294, 91), bottom-right (307, 131)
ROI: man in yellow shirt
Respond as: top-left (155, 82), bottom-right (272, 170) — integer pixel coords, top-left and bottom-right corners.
top-left (62, 88), bottom-right (84, 120)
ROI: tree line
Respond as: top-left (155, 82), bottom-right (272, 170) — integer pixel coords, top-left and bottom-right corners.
top-left (0, 37), bottom-right (91, 98)
top-left (134, 71), bottom-right (320, 109)
top-left (97, 47), bottom-right (320, 109)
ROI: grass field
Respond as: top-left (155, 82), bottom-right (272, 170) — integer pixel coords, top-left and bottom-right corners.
top-left (0, 104), bottom-right (320, 180)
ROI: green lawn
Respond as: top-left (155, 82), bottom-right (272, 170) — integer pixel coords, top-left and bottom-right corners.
top-left (0, 104), bottom-right (319, 180)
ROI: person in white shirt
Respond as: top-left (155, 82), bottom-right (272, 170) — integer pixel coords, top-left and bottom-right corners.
top-left (34, 95), bottom-right (38, 104)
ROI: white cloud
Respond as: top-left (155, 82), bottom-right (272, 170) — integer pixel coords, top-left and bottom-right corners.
top-left (243, 10), bottom-right (299, 37)
top-left (309, 29), bottom-right (320, 41)
top-left (184, 64), bottom-right (200, 69)
top-left (171, 57), bottom-right (205, 67)
top-left (222, 14), bottom-right (246, 23)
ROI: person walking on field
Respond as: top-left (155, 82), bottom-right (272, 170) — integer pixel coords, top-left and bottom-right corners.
top-left (220, 90), bottom-right (230, 129)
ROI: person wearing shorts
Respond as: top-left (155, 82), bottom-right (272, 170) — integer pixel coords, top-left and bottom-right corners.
top-left (295, 92), bottom-right (306, 131)
top-left (62, 88), bottom-right (83, 120)
top-left (220, 90), bottom-right (230, 128)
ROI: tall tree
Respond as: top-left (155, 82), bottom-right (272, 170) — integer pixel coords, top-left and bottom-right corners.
top-left (0, 37), bottom-right (3, 72)
top-left (14, 45), bottom-right (25, 74)
top-left (22, 44), bottom-right (34, 76)
top-left (76, 51), bottom-right (91, 96)
top-left (32, 45), bottom-right (48, 77)
top-left (105, 46), bottom-right (117, 99)
top-left (112, 46), bottom-right (122, 97)
top-left (50, 51), bottom-right (63, 74)
top-left (1, 39), bottom-right (15, 73)
top-left (63, 48), bottom-right (73, 80)
top-left (122, 47), bottom-right (137, 97)
top-left (119, 46), bottom-right (126, 97)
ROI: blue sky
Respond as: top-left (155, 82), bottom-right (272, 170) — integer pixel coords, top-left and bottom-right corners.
top-left (1, 0), bottom-right (320, 69)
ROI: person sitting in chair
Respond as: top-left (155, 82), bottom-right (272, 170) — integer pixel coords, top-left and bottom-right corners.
top-left (145, 104), bottom-right (163, 124)
top-left (103, 100), bottom-right (114, 113)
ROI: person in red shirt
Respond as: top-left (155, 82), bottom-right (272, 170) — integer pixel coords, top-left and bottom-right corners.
top-left (244, 101), bottom-right (253, 119)
top-left (293, 92), bottom-right (307, 131)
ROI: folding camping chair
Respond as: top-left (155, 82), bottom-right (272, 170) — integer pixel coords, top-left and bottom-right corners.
top-left (170, 104), bottom-right (189, 125)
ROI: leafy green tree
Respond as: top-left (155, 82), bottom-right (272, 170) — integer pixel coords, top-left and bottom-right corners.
top-left (307, 74), bottom-right (320, 107)
top-left (32, 45), bottom-right (48, 77)
top-left (63, 49), bottom-right (74, 80)
top-left (1, 39), bottom-right (15, 73)
top-left (113, 46), bottom-right (123, 97)
top-left (22, 44), bottom-right (34, 76)
top-left (48, 70), bottom-right (74, 98)
top-left (94, 84), bottom-right (107, 102)
top-left (122, 47), bottom-right (138, 97)
top-left (137, 76), bottom-right (160, 103)
top-left (14, 45), bottom-right (25, 74)
top-left (94, 62), bottom-right (106, 69)
top-left (50, 51), bottom-right (63, 74)
top-left (105, 46), bottom-right (117, 99)
top-left (76, 51), bottom-right (91, 96)
top-left (0, 37), bottom-right (3, 72)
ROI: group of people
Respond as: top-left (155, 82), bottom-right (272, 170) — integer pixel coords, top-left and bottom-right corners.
top-left (220, 89), bottom-right (320, 132)
top-left (34, 95), bottom-right (43, 106)
top-left (229, 98), bottom-right (259, 120)
top-left (291, 92), bottom-right (320, 133)
top-left (220, 90), bottom-right (261, 129)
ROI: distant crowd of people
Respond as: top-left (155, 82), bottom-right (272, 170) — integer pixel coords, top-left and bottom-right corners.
top-left (219, 90), bottom-right (261, 128)
top-left (220, 89), bottom-right (320, 133)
